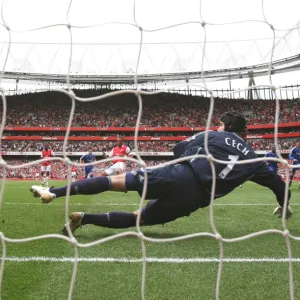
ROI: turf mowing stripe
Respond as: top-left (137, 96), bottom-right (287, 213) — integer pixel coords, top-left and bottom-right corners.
top-left (2, 257), bottom-right (300, 263)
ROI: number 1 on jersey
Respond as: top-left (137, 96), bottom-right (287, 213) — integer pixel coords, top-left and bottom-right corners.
top-left (219, 155), bottom-right (239, 179)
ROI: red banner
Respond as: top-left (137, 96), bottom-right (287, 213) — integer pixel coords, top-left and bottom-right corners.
top-left (3, 122), bottom-right (300, 132)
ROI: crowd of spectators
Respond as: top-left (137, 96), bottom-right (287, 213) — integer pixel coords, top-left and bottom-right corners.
top-left (1, 89), bottom-right (300, 127)
top-left (247, 139), bottom-right (296, 151)
top-left (3, 125), bottom-right (300, 136)
top-left (0, 139), bottom-right (297, 153)
top-left (0, 90), bottom-right (299, 181)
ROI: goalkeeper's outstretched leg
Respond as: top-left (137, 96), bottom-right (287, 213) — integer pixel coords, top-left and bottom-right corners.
top-left (62, 196), bottom-right (201, 236)
top-left (63, 197), bottom-right (294, 236)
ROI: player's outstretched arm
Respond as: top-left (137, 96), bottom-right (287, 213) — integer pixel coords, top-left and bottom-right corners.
top-left (250, 163), bottom-right (292, 219)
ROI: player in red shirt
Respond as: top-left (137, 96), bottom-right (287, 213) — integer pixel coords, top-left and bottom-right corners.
top-left (100, 136), bottom-right (131, 176)
top-left (71, 165), bottom-right (77, 182)
top-left (40, 145), bottom-right (54, 187)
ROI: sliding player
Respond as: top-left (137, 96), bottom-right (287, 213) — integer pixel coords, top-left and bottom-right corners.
top-left (30, 111), bottom-right (292, 235)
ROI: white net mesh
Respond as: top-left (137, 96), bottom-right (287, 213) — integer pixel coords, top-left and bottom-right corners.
top-left (0, 0), bottom-right (300, 299)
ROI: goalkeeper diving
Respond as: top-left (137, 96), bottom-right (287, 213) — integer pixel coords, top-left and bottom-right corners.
top-left (30, 111), bottom-right (292, 235)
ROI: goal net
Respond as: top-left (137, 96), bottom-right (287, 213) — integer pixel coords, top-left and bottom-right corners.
top-left (0, 0), bottom-right (300, 299)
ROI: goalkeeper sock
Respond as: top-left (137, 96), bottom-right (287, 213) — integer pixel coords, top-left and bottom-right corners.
top-left (82, 212), bottom-right (136, 228)
top-left (50, 177), bottom-right (111, 198)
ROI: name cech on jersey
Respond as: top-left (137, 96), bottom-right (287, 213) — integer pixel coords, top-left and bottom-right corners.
top-left (224, 137), bottom-right (249, 156)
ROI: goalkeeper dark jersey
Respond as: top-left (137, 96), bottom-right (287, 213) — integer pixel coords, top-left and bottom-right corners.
top-left (173, 131), bottom-right (289, 206)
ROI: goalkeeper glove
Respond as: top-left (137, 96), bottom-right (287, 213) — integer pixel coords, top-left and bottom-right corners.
top-left (273, 205), bottom-right (293, 219)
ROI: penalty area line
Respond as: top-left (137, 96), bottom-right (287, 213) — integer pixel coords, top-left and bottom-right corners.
top-left (2, 257), bottom-right (300, 263)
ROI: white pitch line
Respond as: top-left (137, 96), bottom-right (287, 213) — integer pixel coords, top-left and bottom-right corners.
top-left (2, 256), bottom-right (300, 263)
top-left (1, 202), bottom-right (300, 206)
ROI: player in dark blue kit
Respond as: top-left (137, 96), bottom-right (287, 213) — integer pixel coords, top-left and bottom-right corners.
top-left (30, 111), bottom-right (292, 235)
top-left (289, 140), bottom-right (300, 188)
top-left (265, 147), bottom-right (278, 174)
top-left (80, 149), bottom-right (96, 178)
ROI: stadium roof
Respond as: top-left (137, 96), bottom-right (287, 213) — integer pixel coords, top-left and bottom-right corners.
top-left (0, 0), bottom-right (300, 91)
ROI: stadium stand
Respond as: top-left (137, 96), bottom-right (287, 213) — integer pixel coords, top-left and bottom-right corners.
top-left (0, 90), bottom-right (299, 180)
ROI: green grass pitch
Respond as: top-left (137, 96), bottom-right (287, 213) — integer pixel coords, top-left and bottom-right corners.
top-left (1, 180), bottom-right (300, 300)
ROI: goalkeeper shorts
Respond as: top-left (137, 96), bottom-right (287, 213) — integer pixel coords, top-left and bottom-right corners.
top-left (130, 163), bottom-right (210, 225)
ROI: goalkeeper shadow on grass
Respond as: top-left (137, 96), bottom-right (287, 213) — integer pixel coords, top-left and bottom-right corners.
top-left (30, 111), bottom-right (292, 237)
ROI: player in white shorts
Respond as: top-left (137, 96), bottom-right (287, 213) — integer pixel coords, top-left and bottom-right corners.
top-left (71, 165), bottom-right (77, 182)
top-left (41, 165), bottom-right (52, 173)
top-left (101, 136), bottom-right (131, 176)
top-left (104, 161), bottom-right (127, 176)
top-left (40, 145), bottom-right (54, 187)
